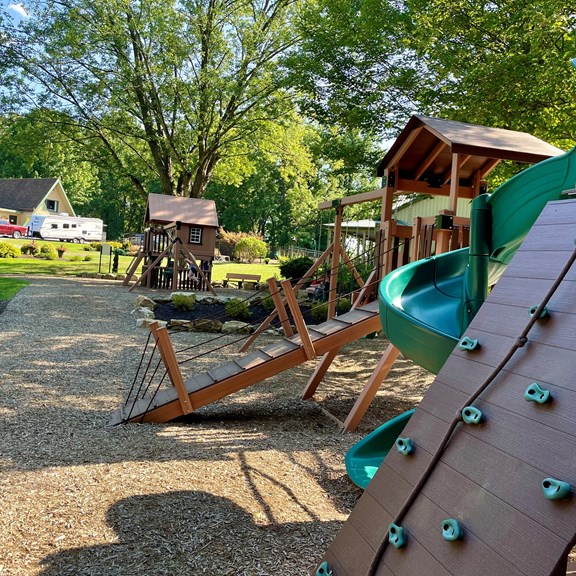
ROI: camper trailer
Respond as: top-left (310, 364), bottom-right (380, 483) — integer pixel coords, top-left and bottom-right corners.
top-left (28, 214), bottom-right (104, 243)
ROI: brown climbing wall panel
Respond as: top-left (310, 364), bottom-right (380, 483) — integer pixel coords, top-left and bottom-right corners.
top-left (320, 199), bottom-right (576, 576)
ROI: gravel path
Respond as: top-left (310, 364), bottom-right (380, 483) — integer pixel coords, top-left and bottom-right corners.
top-left (0, 277), bottom-right (434, 575)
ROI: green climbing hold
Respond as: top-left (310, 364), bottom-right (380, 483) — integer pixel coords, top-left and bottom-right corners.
top-left (524, 383), bottom-right (552, 404)
top-left (441, 518), bottom-right (463, 541)
top-left (388, 523), bottom-right (406, 549)
top-left (542, 477), bottom-right (572, 500)
top-left (395, 436), bottom-right (414, 456)
top-left (316, 561), bottom-right (333, 576)
top-left (529, 305), bottom-right (549, 319)
top-left (461, 406), bottom-right (483, 424)
top-left (458, 336), bottom-right (479, 351)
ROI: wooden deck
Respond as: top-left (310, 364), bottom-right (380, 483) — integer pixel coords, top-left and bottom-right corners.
top-left (110, 301), bottom-right (381, 425)
top-left (320, 199), bottom-right (576, 576)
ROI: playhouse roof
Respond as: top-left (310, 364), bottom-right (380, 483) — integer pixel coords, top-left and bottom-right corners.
top-left (145, 194), bottom-right (218, 227)
top-left (377, 115), bottom-right (564, 182)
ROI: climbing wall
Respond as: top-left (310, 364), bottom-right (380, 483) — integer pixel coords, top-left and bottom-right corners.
top-left (318, 199), bottom-right (576, 576)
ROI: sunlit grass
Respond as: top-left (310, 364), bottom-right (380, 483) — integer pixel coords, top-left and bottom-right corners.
top-left (0, 277), bottom-right (30, 300)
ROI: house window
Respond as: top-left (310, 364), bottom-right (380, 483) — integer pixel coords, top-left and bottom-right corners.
top-left (46, 199), bottom-right (59, 212)
top-left (189, 227), bottom-right (202, 244)
top-left (9, 215), bottom-right (17, 224)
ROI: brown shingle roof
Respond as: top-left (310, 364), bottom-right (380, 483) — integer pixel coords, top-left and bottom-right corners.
top-left (377, 115), bottom-right (564, 177)
top-left (0, 178), bottom-right (59, 211)
top-left (146, 194), bottom-right (218, 227)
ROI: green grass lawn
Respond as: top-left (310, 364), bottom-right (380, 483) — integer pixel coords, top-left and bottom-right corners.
top-left (0, 238), bottom-right (282, 282)
top-left (0, 277), bottom-right (30, 300)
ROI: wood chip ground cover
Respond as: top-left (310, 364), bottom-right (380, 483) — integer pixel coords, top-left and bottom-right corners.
top-left (0, 277), bottom-right (431, 575)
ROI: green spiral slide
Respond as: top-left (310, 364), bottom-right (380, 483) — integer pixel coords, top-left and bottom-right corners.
top-left (346, 146), bottom-right (576, 489)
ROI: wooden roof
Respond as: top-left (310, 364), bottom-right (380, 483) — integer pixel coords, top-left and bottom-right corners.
top-left (377, 115), bottom-right (564, 193)
top-left (0, 178), bottom-right (61, 211)
top-left (145, 193), bottom-right (218, 227)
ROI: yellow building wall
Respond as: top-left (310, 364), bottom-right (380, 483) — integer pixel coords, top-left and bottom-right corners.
top-left (32, 183), bottom-right (75, 217)
top-left (393, 195), bottom-right (471, 223)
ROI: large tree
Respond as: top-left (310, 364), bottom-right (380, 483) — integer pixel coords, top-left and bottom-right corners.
top-left (406, 0), bottom-right (576, 146)
top-left (2, 0), bottom-right (299, 198)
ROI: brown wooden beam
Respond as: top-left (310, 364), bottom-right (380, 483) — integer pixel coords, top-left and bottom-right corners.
top-left (267, 277), bottom-right (293, 337)
top-left (396, 178), bottom-right (475, 199)
top-left (318, 188), bottom-right (385, 210)
top-left (414, 141), bottom-right (447, 180)
top-left (281, 280), bottom-right (316, 361)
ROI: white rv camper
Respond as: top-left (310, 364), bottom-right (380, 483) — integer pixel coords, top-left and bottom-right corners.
top-left (28, 214), bottom-right (104, 243)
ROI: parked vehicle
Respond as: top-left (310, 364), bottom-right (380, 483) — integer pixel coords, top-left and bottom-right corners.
top-left (0, 219), bottom-right (28, 238)
top-left (28, 214), bottom-right (104, 243)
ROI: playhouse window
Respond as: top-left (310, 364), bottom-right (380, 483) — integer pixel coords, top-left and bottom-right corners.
top-left (46, 199), bottom-right (59, 212)
top-left (189, 227), bottom-right (202, 244)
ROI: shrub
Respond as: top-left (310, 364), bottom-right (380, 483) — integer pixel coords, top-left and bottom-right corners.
top-left (225, 297), bottom-right (251, 320)
top-left (261, 293), bottom-right (276, 311)
top-left (311, 302), bottom-right (328, 323)
top-left (172, 294), bottom-right (196, 311)
top-left (337, 297), bottom-right (352, 315)
top-left (83, 254), bottom-right (93, 261)
top-left (70, 255), bottom-right (83, 262)
top-left (83, 245), bottom-right (95, 251)
top-left (89, 242), bottom-right (102, 252)
top-left (218, 229), bottom-right (265, 259)
top-left (233, 236), bottom-right (267, 263)
top-left (279, 256), bottom-right (314, 283)
top-left (0, 241), bottom-right (21, 258)
top-left (20, 242), bottom-right (39, 256)
top-left (39, 243), bottom-right (57, 260)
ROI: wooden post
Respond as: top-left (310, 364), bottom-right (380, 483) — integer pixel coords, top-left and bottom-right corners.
top-left (448, 152), bottom-right (460, 215)
top-left (123, 250), bottom-right (144, 286)
top-left (267, 277), bottom-right (293, 337)
top-left (129, 240), bottom-right (175, 292)
top-left (342, 343), bottom-right (400, 432)
top-left (301, 348), bottom-right (342, 400)
top-left (281, 279), bottom-right (316, 361)
top-left (150, 322), bottom-right (194, 415)
top-left (328, 205), bottom-right (343, 320)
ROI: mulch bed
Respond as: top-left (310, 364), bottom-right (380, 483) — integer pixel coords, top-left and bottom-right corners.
top-left (153, 299), bottom-right (317, 328)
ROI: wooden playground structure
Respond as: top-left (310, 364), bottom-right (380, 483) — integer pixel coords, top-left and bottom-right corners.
top-left (115, 116), bottom-right (563, 430)
top-left (124, 193), bottom-right (218, 292)
top-left (317, 199), bottom-right (576, 576)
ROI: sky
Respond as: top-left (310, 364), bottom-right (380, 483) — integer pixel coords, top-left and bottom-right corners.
top-left (3, 1), bottom-right (29, 23)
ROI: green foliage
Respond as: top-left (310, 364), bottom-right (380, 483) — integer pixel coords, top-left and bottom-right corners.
top-left (279, 257), bottom-right (314, 283)
top-left (172, 294), bottom-right (196, 311)
top-left (69, 255), bottom-right (83, 262)
top-left (89, 242), bottom-right (103, 252)
top-left (20, 242), bottom-right (39, 256)
top-left (311, 302), bottom-right (328, 323)
top-left (0, 241), bottom-right (21, 258)
top-left (261, 293), bottom-right (276, 311)
top-left (83, 254), bottom-right (93, 262)
top-left (39, 244), bottom-right (57, 260)
top-left (6, 0), bottom-right (299, 198)
top-left (337, 297), bottom-right (352, 315)
top-left (225, 298), bottom-right (252, 321)
top-left (234, 237), bottom-right (267, 263)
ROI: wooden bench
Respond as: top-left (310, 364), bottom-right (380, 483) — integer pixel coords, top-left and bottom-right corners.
top-left (223, 273), bottom-right (261, 289)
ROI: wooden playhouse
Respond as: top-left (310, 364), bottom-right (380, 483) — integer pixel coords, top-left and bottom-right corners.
top-left (125, 193), bottom-right (218, 292)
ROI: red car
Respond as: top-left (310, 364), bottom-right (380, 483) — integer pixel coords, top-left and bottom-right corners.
top-left (0, 220), bottom-right (28, 238)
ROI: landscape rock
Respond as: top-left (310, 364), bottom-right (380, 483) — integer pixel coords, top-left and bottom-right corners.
top-left (130, 306), bottom-right (155, 319)
top-left (221, 320), bottom-right (253, 334)
top-left (170, 319), bottom-right (194, 330)
top-left (190, 318), bottom-right (223, 333)
top-left (136, 318), bottom-right (167, 329)
top-left (135, 295), bottom-right (157, 310)
top-left (196, 295), bottom-right (218, 305)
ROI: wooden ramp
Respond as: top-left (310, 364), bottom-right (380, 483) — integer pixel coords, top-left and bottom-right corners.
top-left (318, 199), bottom-right (576, 576)
top-left (111, 301), bottom-right (381, 425)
